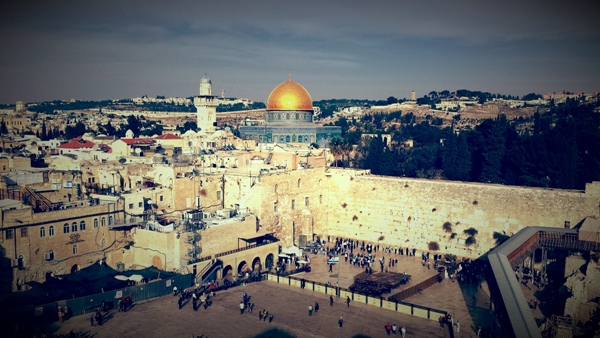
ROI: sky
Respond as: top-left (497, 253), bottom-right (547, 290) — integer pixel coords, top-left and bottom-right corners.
top-left (0, 0), bottom-right (599, 104)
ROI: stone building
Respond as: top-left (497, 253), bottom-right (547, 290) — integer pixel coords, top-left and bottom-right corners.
top-left (0, 199), bottom-right (129, 292)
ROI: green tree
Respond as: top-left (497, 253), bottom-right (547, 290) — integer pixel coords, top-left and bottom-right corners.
top-left (127, 115), bottom-right (142, 137)
top-left (41, 121), bottom-right (48, 141)
top-left (0, 120), bottom-right (7, 135)
top-left (64, 121), bottom-right (86, 139)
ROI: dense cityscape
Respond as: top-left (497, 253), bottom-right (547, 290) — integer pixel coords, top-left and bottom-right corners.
top-left (1, 1), bottom-right (600, 338)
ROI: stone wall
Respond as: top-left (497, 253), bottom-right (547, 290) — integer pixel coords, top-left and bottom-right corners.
top-left (226, 168), bottom-right (600, 258)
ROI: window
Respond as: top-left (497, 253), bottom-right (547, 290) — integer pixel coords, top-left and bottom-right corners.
top-left (63, 223), bottom-right (70, 234)
top-left (108, 216), bottom-right (113, 226)
top-left (101, 217), bottom-right (106, 227)
top-left (80, 221), bottom-right (86, 231)
top-left (319, 195), bottom-right (322, 204)
top-left (71, 222), bottom-right (78, 232)
top-left (216, 191), bottom-right (221, 200)
top-left (305, 197), bottom-right (309, 207)
top-left (21, 227), bottom-right (28, 237)
top-left (48, 250), bottom-right (54, 261)
top-left (40, 227), bottom-right (46, 238)
top-left (6, 229), bottom-right (13, 239)
top-left (274, 184), bottom-right (278, 193)
top-left (159, 195), bottom-right (163, 202)
top-left (129, 203), bottom-right (134, 209)
top-left (49, 226), bottom-right (54, 236)
top-left (273, 201), bottom-right (278, 212)
top-left (298, 179), bottom-right (301, 187)
top-left (94, 218), bottom-right (98, 228)
top-left (72, 245), bottom-right (78, 255)
top-left (101, 238), bottom-right (106, 248)
top-left (138, 202), bottom-right (143, 208)
top-left (564, 221), bottom-right (570, 229)
top-left (291, 199), bottom-right (295, 210)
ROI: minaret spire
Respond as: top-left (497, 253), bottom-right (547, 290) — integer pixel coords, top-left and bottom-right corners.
top-left (288, 72), bottom-right (291, 81)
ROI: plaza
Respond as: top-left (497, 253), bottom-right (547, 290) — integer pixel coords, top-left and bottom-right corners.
top-left (33, 248), bottom-right (498, 338)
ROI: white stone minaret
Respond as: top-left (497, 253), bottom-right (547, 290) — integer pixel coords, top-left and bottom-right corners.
top-left (194, 74), bottom-right (218, 133)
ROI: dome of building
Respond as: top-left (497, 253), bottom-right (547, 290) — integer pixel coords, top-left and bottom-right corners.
top-left (267, 77), bottom-right (313, 111)
top-left (200, 75), bottom-right (211, 84)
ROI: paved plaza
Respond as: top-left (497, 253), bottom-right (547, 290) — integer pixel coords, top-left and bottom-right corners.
top-left (43, 281), bottom-right (446, 338)
top-left (24, 248), bottom-right (500, 338)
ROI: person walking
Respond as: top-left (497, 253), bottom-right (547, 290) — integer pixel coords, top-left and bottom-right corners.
top-left (346, 296), bottom-right (351, 307)
top-left (400, 326), bottom-right (406, 338)
top-left (330, 295), bottom-right (334, 306)
top-left (338, 316), bottom-right (344, 327)
top-left (239, 301), bottom-right (245, 314)
top-left (315, 302), bottom-right (319, 313)
top-left (392, 324), bottom-right (397, 335)
top-left (385, 323), bottom-right (391, 335)
top-left (308, 305), bottom-right (313, 316)
top-left (455, 320), bottom-right (460, 333)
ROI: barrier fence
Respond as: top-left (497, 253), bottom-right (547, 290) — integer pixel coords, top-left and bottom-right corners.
top-left (266, 273), bottom-right (447, 321)
top-left (387, 273), bottom-right (441, 302)
top-left (3, 274), bottom-right (193, 325)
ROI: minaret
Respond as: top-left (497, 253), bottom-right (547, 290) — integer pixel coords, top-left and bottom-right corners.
top-left (194, 74), bottom-right (218, 133)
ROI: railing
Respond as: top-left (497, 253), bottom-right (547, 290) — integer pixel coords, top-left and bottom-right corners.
top-left (195, 259), bottom-right (222, 284)
top-left (267, 273), bottom-right (447, 321)
top-left (214, 240), bottom-right (277, 258)
top-left (21, 186), bottom-right (53, 212)
top-left (387, 273), bottom-right (440, 302)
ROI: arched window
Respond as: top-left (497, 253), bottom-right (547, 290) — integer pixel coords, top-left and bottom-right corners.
top-left (40, 227), bottom-right (46, 238)
top-left (108, 216), bottom-right (113, 226)
top-left (318, 179), bottom-right (322, 186)
top-left (72, 245), bottom-right (78, 255)
top-left (298, 179), bottom-right (301, 187)
top-left (94, 218), bottom-right (98, 228)
top-left (101, 217), bottom-right (106, 227)
top-left (48, 250), bottom-right (54, 261)
top-left (80, 221), bottom-right (86, 231)
top-left (49, 226), bottom-right (54, 236)
top-left (71, 222), bottom-right (78, 232)
top-left (101, 238), bottom-right (105, 248)
top-left (63, 223), bottom-right (70, 234)
top-left (285, 135), bottom-right (290, 143)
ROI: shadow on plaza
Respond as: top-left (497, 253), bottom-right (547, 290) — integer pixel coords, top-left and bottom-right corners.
top-left (253, 328), bottom-right (296, 338)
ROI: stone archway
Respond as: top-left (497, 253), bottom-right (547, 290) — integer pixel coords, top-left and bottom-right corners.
top-left (238, 261), bottom-right (249, 274)
top-left (252, 257), bottom-right (262, 271)
top-left (223, 265), bottom-right (233, 277)
top-left (265, 253), bottom-right (274, 270)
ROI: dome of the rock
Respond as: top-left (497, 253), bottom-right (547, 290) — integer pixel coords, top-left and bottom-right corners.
top-left (266, 77), bottom-right (313, 111)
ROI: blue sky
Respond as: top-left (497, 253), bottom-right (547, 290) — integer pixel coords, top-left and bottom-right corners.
top-left (0, 0), bottom-right (598, 104)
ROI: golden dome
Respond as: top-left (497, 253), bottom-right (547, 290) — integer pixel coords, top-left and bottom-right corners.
top-left (267, 77), bottom-right (313, 111)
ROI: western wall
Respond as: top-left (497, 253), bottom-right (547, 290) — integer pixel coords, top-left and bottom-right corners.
top-left (226, 168), bottom-right (600, 258)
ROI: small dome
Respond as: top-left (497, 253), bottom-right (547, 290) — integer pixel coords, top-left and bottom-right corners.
top-left (200, 75), bottom-right (211, 84)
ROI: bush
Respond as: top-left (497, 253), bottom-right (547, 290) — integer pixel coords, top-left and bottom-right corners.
top-left (428, 241), bottom-right (440, 251)
top-left (464, 227), bottom-right (478, 237)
